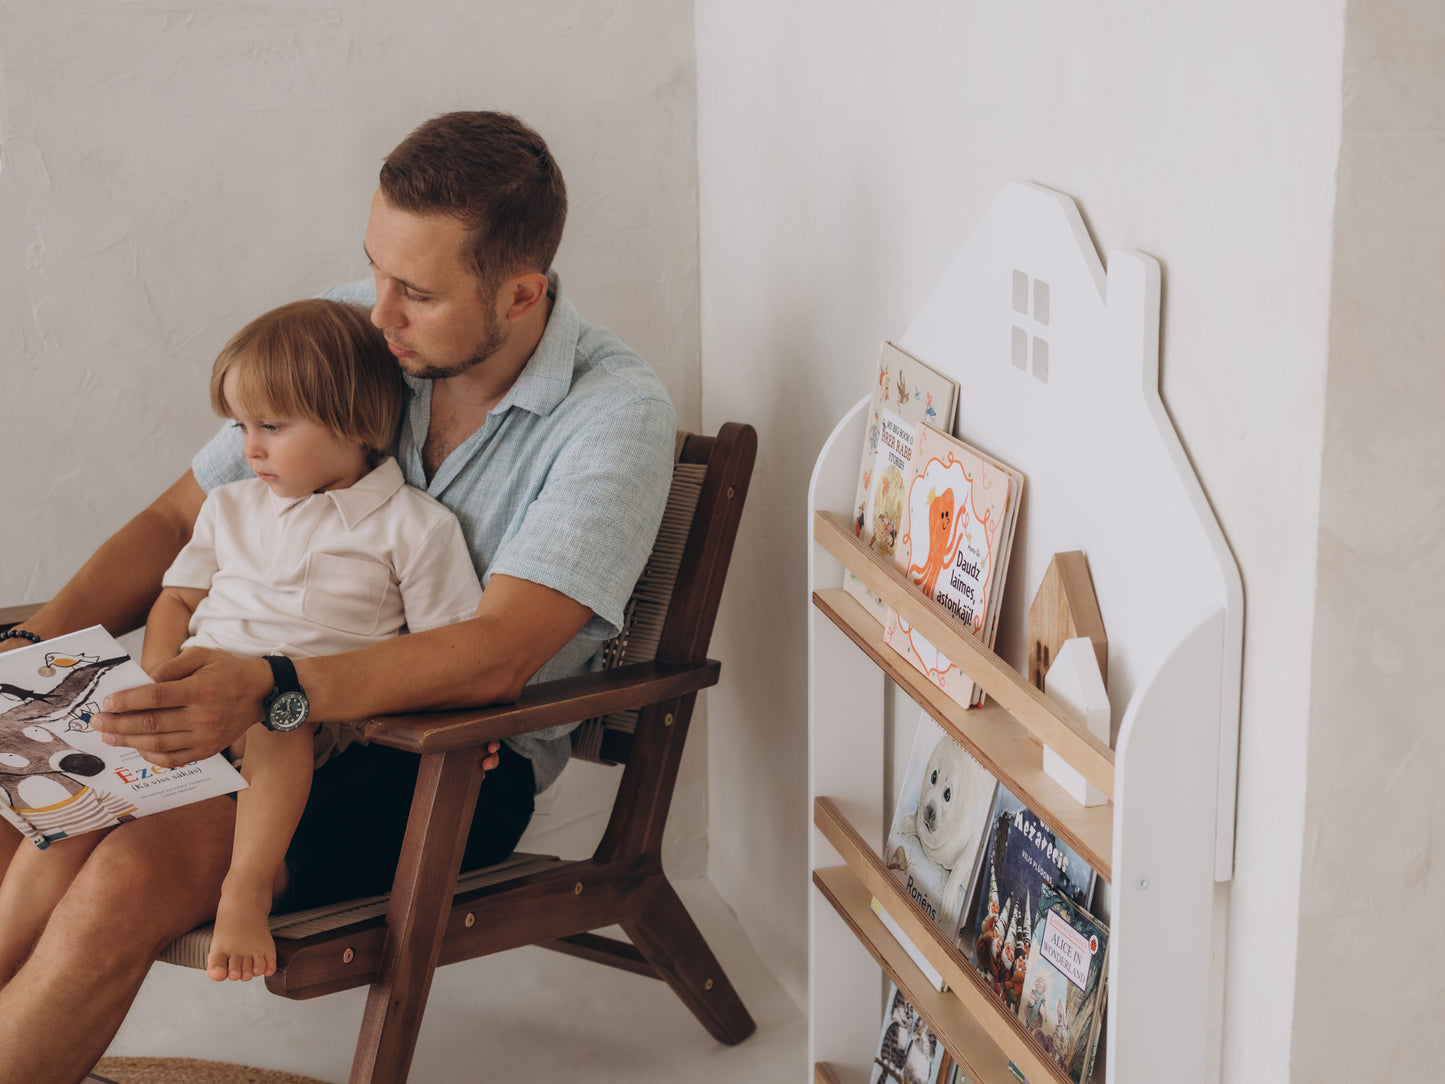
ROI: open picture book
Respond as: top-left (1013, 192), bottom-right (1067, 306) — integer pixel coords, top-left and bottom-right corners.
top-left (0, 625), bottom-right (246, 848)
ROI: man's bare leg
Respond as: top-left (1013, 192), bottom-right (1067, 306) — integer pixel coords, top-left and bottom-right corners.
top-left (0, 824), bottom-right (20, 883)
top-left (0, 796), bottom-right (235, 1084)
top-left (0, 830), bottom-right (109, 983)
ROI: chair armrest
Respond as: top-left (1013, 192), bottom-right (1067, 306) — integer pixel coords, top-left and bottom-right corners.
top-left (355, 658), bottom-right (721, 755)
top-left (0, 602), bottom-right (46, 630)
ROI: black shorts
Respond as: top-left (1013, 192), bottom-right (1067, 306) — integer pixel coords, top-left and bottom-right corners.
top-left (277, 740), bottom-right (535, 913)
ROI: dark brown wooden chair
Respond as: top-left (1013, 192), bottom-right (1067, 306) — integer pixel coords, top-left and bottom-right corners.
top-left (2, 421), bottom-right (758, 1083)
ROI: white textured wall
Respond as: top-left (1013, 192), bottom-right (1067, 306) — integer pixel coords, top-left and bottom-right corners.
top-left (0, 0), bottom-right (703, 1039)
top-left (1293, 1), bottom-right (1445, 1077)
top-left (696, 2), bottom-right (1344, 1076)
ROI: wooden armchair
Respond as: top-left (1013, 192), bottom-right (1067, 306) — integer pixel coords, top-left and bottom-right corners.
top-left (2, 421), bottom-right (758, 1083)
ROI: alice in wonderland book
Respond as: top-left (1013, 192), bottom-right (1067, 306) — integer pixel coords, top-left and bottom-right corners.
top-left (1018, 883), bottom-right (1110, 1084)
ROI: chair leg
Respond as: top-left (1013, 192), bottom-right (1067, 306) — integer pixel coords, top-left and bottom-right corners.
top-left (350, 748), bottom-right (485, 1084)
top-left (621, 875), bottom-right (757, 1045)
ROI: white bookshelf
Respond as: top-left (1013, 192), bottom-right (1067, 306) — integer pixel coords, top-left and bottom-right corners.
top-left (807, 182), bottom-right (1243, 1083)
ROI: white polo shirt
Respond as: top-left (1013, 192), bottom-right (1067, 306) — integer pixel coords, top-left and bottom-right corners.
top-left (163, 457), bottom-right (482, 660)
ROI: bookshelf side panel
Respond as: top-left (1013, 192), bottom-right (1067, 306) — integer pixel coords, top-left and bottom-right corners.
top-left (809, 397), bottom-right (887, 1074)
top-left (1107, 610), bottom-right (1228, 1084)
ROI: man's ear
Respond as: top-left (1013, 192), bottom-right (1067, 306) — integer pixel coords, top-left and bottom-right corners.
top-left (496, 272), bottom-right (550, 324)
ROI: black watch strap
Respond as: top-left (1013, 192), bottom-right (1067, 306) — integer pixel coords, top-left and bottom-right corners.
top-left (264, 653), bottom-right (302, 695)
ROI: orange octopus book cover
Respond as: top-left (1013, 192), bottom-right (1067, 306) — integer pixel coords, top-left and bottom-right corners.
top-left (882, 423), bottom-right (1021, 708)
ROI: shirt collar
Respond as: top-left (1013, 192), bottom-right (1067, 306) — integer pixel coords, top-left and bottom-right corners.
top-left (491, 272), bottom-right (577, 419)
top-left (268, 456), bottom-right (405, 530)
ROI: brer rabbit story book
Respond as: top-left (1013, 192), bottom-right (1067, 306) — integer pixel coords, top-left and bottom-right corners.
top-left (844, 342), bottom-right (960, 624)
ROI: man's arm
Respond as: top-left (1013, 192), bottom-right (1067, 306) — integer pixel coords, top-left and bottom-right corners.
top-left (97, 573), bottom-right (590, 766)
top-left (1, 472), bottom-right (205, 650)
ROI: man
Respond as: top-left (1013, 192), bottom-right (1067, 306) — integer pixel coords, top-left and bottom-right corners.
top-left (0, 111), bottom-right (675, 1084)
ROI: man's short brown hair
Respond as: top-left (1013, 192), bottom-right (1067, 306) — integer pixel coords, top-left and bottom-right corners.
top-left (379, 111), bottom-right (567, 286)
top-left (211, 299), bottom-right (403, 455)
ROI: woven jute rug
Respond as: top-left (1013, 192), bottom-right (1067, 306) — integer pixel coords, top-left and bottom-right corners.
top-left (90, 1058), bottom-right (330, 1084)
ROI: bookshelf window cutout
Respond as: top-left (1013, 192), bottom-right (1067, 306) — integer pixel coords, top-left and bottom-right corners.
top-left (1010, 269), bottom-right (1051, 383)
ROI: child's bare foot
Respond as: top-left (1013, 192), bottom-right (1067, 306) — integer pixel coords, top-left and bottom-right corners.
top-left (206, 876), bottom-right (276, 982)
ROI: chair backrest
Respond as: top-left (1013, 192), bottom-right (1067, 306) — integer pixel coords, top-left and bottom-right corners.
top-left (570, 423), bottom-right (756, 766)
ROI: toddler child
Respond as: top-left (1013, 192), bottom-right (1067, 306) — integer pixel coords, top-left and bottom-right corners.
top-left (142, 298), bottom-right (482, 981)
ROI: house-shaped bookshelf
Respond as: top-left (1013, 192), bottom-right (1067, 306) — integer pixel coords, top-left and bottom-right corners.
top-left (808, 181), bottom-right (1243, 1084)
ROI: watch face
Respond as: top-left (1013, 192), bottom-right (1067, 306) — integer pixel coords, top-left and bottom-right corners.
top-left (267, 690), bottom-right (310, 732)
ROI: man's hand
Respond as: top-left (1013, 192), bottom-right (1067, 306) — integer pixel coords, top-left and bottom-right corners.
top-left (96, 648), bottom-right (272, 766)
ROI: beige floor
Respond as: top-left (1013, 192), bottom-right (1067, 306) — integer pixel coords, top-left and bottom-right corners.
top-left (108, 876), bottom-right (807, 1083)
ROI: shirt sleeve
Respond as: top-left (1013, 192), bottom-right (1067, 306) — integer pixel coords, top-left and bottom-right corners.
top-left (487, 393), bottom-right (677, 640)
top-left (162, 491), bottom-right (222, 590)
top-left (191, 423), bottom-right (251, 493)
top-left (396, 506), bottom-right (485, 633)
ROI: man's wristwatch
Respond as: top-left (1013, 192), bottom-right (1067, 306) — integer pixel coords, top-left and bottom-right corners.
top-left (261, 655), bottom-right (310, 733)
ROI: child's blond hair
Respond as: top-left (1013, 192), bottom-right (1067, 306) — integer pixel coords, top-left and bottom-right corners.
top-left (210, 299), bottom-right (402, 455)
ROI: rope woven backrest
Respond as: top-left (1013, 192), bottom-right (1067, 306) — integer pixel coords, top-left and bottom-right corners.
top-left (569, 433), bottom-right (707, 764)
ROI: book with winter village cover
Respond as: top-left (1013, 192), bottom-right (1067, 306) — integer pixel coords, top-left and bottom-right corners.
top-left (0, 626), bottom-right (246, 848)
top-left (957, 785), bottom-right (1095, 1018)
top-left (870, 983), bottom-right (951, 1084)
top-left (844, 342), bottom-right (960, 624)
top-left (1018, 884), bottom-right (1110, 1084)
top-left (876, 711), bottom-right (997, 988)
top-left (882, 423), bottom-right (1022, 708)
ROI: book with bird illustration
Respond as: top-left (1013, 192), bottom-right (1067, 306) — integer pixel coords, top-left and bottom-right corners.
top-left (0, 625), bottom-right (245, 848)
top-left (881, 423), bottom-right (1022, 708)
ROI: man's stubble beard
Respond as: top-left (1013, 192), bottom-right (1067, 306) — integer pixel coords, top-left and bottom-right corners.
top-left (403, 316), bottom-right (510, 381)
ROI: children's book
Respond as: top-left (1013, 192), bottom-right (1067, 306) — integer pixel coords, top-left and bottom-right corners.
top-left (882, 423), bottom-right (1022, 708)
top-left (881, 712), bottom-right (997, 951)
top-left (870, 983), bottom-right (951, 1084)
top-left (956, 785), bottom-right (1095, 1017)
top-left (844, 342), bottom-right (960, 624)
top-left (1018, 884), bottom-right (1110, 1084)
top-left (0, 626), bottom-right (247, 848)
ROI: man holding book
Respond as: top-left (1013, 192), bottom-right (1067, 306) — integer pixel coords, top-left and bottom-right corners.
top-left (0, 111), bottom-right (676, 1084)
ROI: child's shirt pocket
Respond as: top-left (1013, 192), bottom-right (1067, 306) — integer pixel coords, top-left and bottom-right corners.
top-left (301, 552), bottom-right (395, 636)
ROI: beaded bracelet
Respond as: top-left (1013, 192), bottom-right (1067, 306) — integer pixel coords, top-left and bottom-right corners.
top-left (0, 628), bottom-right (42, 644)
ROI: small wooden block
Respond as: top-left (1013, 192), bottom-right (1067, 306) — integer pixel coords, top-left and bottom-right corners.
top-left (1042, 638), bottom-right (1111, 807)
top-left (1027, 551), bottom-right (1106, 691)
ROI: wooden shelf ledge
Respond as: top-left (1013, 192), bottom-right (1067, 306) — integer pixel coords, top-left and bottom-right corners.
top-left (813, 796), bottom-right (1072, 1084)
top-left (813, 586), bottom-right (1112, 879)
top-left (813, 510), bottom-right (1115, 801)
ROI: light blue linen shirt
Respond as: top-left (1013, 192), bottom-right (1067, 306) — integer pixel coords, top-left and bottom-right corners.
top-left (192, 277), bottom-right (677, 790)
